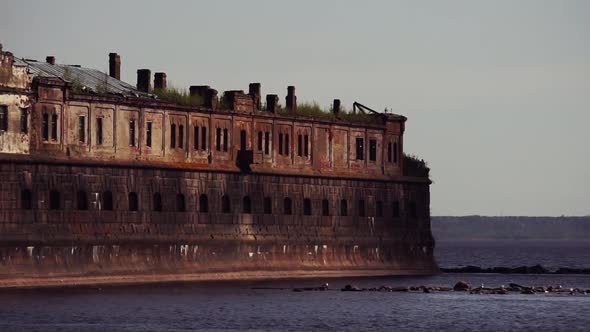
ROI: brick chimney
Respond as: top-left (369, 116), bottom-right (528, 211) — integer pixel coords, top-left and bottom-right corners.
top-left (248, 83), bottom-right (261, 110)
top-left (109, 53), bottom-right (121, 80)
top-left (136, 69), bottom-right (151, 93)
top-left (266, 94), bottom-right (278, 113)
top-left (286, 86), bottom-right (296, 113)
top-left (332, 99), bottom-right (341, 114)
top-left (206, 88), bottom-right (218, 110)
top-left (189, 85), bottom-right (210, 102)
top-left (46, 56), bottom-right (55, 65)
top-left (154, 72), bottom-right (167, 90)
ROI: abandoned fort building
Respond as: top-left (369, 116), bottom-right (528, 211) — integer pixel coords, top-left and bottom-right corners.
top-left (0, 43), bottom-right (436, 285)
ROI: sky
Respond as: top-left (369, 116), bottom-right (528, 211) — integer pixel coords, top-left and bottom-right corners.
top-left (1, 0), bottom-right (589, 216)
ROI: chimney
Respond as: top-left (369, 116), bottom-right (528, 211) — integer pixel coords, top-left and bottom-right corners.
top-left (248, 83), bottom-right (261, 110)
top-left (154, 72), bottom-right (167, 90)
top-left (136, 69), bottom-right (151, 93)
top-left (206, 88), bottom-right (218, 110)
top-left (109, 53), bottom-right (121, 80)
top-left (189, 85), bottom-right (210, 103)
top-left (286, 86), bottom-right (296, 113)
top-left (266, 94), bottom-right (278, 113)
top-left (332, 99), bottom-right (341, 114)
top-left (46, 56), bottom-right (55, 65)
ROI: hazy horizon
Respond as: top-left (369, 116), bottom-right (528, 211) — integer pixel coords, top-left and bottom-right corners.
top-left (1, 0), bottom-right (588, 216)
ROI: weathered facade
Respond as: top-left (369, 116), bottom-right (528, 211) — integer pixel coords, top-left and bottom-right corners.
top-left (0, 44), bottom-right (436, 287)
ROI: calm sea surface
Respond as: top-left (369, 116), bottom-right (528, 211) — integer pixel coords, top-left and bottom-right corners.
top-left (0, 240), bottom-right (589, 332)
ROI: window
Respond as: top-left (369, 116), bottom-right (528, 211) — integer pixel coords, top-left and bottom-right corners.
top-left (51, 114), bottom-right (58, 141)
top-left (201, 126), bottom-right (207, 150)
top-left (176, 193), bottom-right (186, 212)
top-left (216, 128), bottom-right (221, 151)
top-left (409, 201), bottom-right (418, 218)
top-left (96, 118), bottom-right (103, 145)
top-left (355, 137), bottom-right (364, 160)
top-left (264, 132), bottom-right (270, 155)
top-left (240, 129), bottom-right (247, 151)
top-left (221, 195), bottom-right (231, 213)
top-left (49, 190), bottom-right (60, 210)
top-left (303, 198), bottom-right (312, 216)
top-left (153, 192), bottom-right (163, 212)
top-left (128, 192), bottom-right (139, 211)
top-left (263, 197), bottom-right (272, 214)
top-left (199, 194), bottom-right (209, 213)
top-left (42, 112), bottom-right (49, 141)
top-left (322, 199), bottom-right (330, 216)
top-left (257, 131), bottom-right (263, 151)
top-left (376, 201), bottom-right (383, 217)
top-left (20, 108), bottom-right (28, 134)
top-left (285, 134), bottom-right (289, 155)
top-left (102, 191), bottom-right (113, 211)
top-left (223, 128), bottom-right (228, 151)
top-left (146, 121), bottom-right (152, 147)
top-left (198, 126), bottom-right (199, 150)
top-left (242, 196), bottom-right (251, 214)
top-left (369, 139), bottom-right (376, 161)
top-left (0, 105), bottom-right (7, 131)
top-left (129, 119), bottom-right (136, 146)
top-left (178, 125), bottom-right (184, 149)
top-left (170, 123), bottom-right (176, 148)
top-left (297, 134), bottom-right (302, 156)
top-left (304, 135), bottom-right (309, 157)
top-left (387, 142), bottom-right (392, 162)
top-left (278, 133), bottom-right (283, 155)
top-left (393, 142), bottom-right (398, 163)
top-left (340, 199), bottom-right (348, 216)
top-left (358, 200), bottom-right (365, 217)
top-left (21, 189), bottom-right (32, 210)
top-left (392, 201), bottom-right (400, 217)
top-left (77, 191), bottom-right (88, 210)
top-left (78, 116), bottom-right (85, 143)
top-left (283, 197), bottom-right (292, 215)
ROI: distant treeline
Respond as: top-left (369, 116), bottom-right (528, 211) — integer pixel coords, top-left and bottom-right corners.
top-left (431, 216), bottom-right (590, 240)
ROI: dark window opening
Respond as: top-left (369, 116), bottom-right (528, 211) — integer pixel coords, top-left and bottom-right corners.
top-left (242, 196), bottom-right (252, 214)
top-left (358, 200), bottom-right (365, 217)
top-left (263, 197), bottom-right (272, 214)
top-left (387, 142), bottom-right (392, 162)
top-left (392, 201), bottom-right (400, 217)
top-left (369, 139), bottom-right (376, 161)
top-left (49, 190), bottom-right (60, 210)
top-left (129, 119), bottom-right (136, 146)
top-left (194, 126), bottom-right (199, 150)
top-left (223, 128), bottom-right (228, 151)
top-left (128, 192), bottom-right (139, 211)
top-left (42, 112), bottom-right (49, 141)
top-left (257, 131), bottom-right (263, 151)
top-left (178, 125), bottom-right (184, 149)
top-left (322, 199), bottom-right (330, 216)
top-left (96, 117), bottom-right (103, 145)
top-left (201, 126), bottom-right (207, 150)
top-left (340, 199), bottom-right (348, 216)
top-left (216, 127), bottom-right (222, 151)
top-left (20, 108), bottom-right (28, 134)
top-left (51, 113), bottom-right (58, 141)
top-left (176, 193), bottom-right (186, 212)
top-left (355, 137), bottom-right (364, 160)
top-left (297, 134), bottom-right (303, 156)
top-left (77, 191), bottom-right (88, 210)
top-left (303, 198), bottom-right (312, 216)
top-left (376, 201), bottom-right (383, 217)
top-left (240, 129), bottom-right (247, 151)
top-left (283, 197), bottom-right (292, 215)
top-left (221, 195), bottom-right (231, 213)
top-left (278, 133), bottom-right (283, 155)
top-left (170, 123), bottom-right (176, 148)
top-left (153, 192), bottom-right (163, 212)
top-left (264, 132), bottom-right (270, 155)
top-left (285, 134), bottom-right (289, 155)
top-left (199, 194), bottom-right (209, 213)
top-left (21, 189), bottom-right (32, 210)
top-left (78, 116), bottom-right (85, 143)
top-left (409, 201), bottom-right (418, 218)
top-left (393, 142), bottom-right (398, 163)
top-left (146, 121), bottom-right (152, 147)
top-left (102, 191), bottom-right (113, 211)
top-left (0, 105), bottom-right (7, 131)
top-left (304, 135), bottom-right (309, 157)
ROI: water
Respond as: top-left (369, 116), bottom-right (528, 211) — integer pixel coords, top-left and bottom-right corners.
top-left (0, 240), bottom-right (589, 332)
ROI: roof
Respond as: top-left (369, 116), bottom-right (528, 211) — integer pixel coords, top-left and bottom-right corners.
top-left (13, 58), bottom-right (151, 98)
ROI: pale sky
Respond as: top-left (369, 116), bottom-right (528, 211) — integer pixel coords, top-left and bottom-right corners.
top-left (1, 0), bottom-right (589, 216)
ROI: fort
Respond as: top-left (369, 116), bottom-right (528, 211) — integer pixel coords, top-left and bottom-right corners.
top-left (0, 43), bottom-right (437, 288)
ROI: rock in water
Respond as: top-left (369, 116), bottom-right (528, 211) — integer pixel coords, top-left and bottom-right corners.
top-left (453, 281), bottom-right (470, 291)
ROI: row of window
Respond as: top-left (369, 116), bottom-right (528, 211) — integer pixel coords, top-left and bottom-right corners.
top-left (0, 106), bottom-right (29, 134)
top-left (20, 189), bottom-right (417, 218)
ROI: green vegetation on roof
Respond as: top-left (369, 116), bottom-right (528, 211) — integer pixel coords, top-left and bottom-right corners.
top-left (276, 101), bottom-right (385, 125)
top-left (153, 87), bottom-right (203, 107)
top-left (403, 154), bottom-right (430, 178)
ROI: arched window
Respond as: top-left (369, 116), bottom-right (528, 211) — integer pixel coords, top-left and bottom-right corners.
top-left (102, 191), bottom-right (113, 211)
top-left (283, 197), bottom-right (292, 215)
top-left (303, 198), bottom-right (312, 216)
top-left (77, 191), bottom-right (88, 210)
top-left (358, 199), bottom-right (365, 217)
top-left (21, 189), bottom-right (32, 210)
top-left (221, 195), bottom-right (231, 213)
top-left (322, 199), bottom-right (330, 216)
top-left (170, 123), bottom-right (176, 148)
top-left (240, 129), bottom-right (247, 151)
top-left (128, 192), bottom-right (138, 211)
top-left (199, 194), bottom-right (209, 213)
top-left (376, 201), bottom-right (383, 217)
top-left (340, 199), bottom-right (348, 216)
top-left (176, 193), bottom-right (186, 212)
top-left (49, 190), bottom-right (60, 210)
top-left (243, 196), bottom-right (252, 214)
top-left (263, 197), bottom-right (272, 214)
top-left (153, 192), bottom-right (163, 212)
top-left (178, 125), bottom-right (184, 149)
